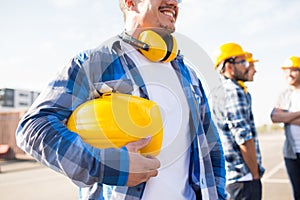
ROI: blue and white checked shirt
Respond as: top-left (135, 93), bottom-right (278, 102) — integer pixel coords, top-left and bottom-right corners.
top-left (16, 36), bottom-right (226, 199)
top-left (212, 76), bottom-right (265, 183)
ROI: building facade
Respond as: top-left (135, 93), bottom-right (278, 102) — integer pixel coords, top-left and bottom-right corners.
top-left (0, 88), bottom-right (40, 109)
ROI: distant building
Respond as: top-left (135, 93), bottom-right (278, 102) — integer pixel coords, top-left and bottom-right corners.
top-left (0, 88), bottom-right (40, 109)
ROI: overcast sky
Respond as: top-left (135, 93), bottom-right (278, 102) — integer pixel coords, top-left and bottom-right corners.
top-left (1, 0), bottom-right (300, 125)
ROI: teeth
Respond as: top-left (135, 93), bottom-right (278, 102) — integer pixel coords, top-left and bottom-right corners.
top-left (163, 11), bottom-right (174, 18)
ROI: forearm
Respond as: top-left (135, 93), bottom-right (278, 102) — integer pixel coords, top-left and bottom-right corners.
top-left (288, 117), bottom-right (300, 126)
top-left (239, 139), bottom-right (260, 179)
top-left (271, 108), bottom-right (300, 123)
top-left (16, 112), bottom-right (129, 187)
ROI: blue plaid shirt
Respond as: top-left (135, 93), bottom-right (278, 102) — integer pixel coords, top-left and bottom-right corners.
top-left (212, 76), bottom-right (264, 183)
top-left (16, 36), bottom-right (226, 199)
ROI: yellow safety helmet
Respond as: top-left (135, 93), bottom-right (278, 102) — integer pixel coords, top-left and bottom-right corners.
top-left (67, 93), bottom-right (163, 156)
top-left (245, 52), bottom-right (259, 63)
top-left (213, 42), bottom-right (250, 67)
top-left (281, 56), bottom-right (300, 69)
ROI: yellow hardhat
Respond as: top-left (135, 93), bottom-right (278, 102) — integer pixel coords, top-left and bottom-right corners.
top-left (213, 42), bottom-right (250, 67)
top-left (67, 92), bottom-right (163, 156)
top-left (245, 52), bottom-right (259, 63)
top-left (281, 56), bottom-right (300, 69)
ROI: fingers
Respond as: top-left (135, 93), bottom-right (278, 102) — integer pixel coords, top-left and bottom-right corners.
top-left (125, 143), bottom-right (161, 187)
top-left (126, 137), bottom-right (151, 153)
top-left (126, 166), bottom-right (159, 187)
top-left (147, 155), bottom-right (161, 169)
top-left (127, 151), bottom-right (160, 173)
top-left (147, 168), bottom-right (159, 178)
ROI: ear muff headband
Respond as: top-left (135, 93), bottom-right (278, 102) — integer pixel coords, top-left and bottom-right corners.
top-left (120, 32), bottom-right (150, 51)
top-left (119, 31), bottom-right (178, 62)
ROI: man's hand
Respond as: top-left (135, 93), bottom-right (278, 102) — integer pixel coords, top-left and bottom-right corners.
top-left (125, 137), bottom-right (161, 187)
top-left (240, 139), bottom-right (260, 179)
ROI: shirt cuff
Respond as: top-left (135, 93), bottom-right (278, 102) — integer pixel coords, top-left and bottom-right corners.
top-left (235, 131), bottom-right (253, 145)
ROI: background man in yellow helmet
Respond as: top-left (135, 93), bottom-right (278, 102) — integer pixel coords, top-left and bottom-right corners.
top-left (15, 0), bottom-right (226, 199)
top-left (211, 42), bottom-right (265, 199)
top-left (234, 52), bottom-right (259, 94)
top-left (271, 56), bottom-right (300, 200)
top-left (246, 52), bottom-right (259, 82)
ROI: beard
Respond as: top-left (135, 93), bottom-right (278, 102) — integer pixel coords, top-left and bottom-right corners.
top-left (159, 23), bottom-right (175, 34)
top-left (235, 76), bottom-right (248, 82)
top-left (233, 69), bottom-right (249, 82)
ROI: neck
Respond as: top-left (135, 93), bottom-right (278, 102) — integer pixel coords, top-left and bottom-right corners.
top-left (124, 12), bottom-right (143, 39)
top-left (291, 84), bottom-right (300, 90)
top-left (222, 72), bottom-right (236, 81)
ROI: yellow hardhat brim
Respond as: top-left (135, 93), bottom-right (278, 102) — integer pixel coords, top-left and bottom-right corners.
top-left (67, 92), bottom-right (164, 156)
top-left (281, 56), bottom-right (300, 69)
top-left (281, 66), bottom-right (300, 69)
top-left (249, 59), bottom-right (259, 63)
top-left (245, 52), bottom-right (259, 63)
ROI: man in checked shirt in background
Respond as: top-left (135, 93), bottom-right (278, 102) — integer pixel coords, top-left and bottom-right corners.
top-left (211, 42), bottom-right (265, 200)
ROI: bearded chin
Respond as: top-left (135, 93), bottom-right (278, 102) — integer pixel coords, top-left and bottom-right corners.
top-left (159, 23), bottom-right (175, 34)
top-left (233, 74), bottom-right (247, 82)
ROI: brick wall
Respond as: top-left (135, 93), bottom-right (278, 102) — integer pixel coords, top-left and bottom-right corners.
top-left (0, 110), bottom-right (27, 159)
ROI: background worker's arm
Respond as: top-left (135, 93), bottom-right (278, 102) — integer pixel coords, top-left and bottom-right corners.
top-left (289, 118), bottom-right (300, 126)
top-left (239, 139), bottom-right (260, 179)
top-left (271, 108), bottom-right (300, 125)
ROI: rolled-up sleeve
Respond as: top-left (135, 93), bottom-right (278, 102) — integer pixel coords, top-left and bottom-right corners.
top-left (225, 88), bottom-right (253, 145)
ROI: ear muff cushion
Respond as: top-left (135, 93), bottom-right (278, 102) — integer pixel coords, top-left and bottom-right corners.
top-left (138, 30), bottom-right (178, 62)
top-left (138, 30), bottom-right (168, 62)
top-left (161, 34), bottom-right (178, 63)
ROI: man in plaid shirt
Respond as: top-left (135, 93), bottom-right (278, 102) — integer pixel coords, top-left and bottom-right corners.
top-left (212, 42), bottom-right (265, 200)
top-left (16, 0), bottom-right (226, 199)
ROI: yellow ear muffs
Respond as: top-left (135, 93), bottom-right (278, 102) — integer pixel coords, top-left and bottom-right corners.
top-left (162, 34), bottom-right (178, 63)
top-left (138, 30), bottom-right (178, 62)
top-left (67, 92), bottom-right (164, 156)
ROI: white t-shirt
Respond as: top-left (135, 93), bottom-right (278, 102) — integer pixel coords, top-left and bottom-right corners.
top-left (289, 89), bottom-right (300, 153)
top-left (123, 43), bottom-right (196, 200)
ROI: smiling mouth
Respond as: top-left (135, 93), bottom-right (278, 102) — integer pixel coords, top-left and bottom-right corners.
top-left (159, 7), bottom-right (177, 21)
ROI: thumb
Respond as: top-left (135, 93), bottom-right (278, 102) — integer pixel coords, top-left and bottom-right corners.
top-left (126, 137), bottom-right (152, 153)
